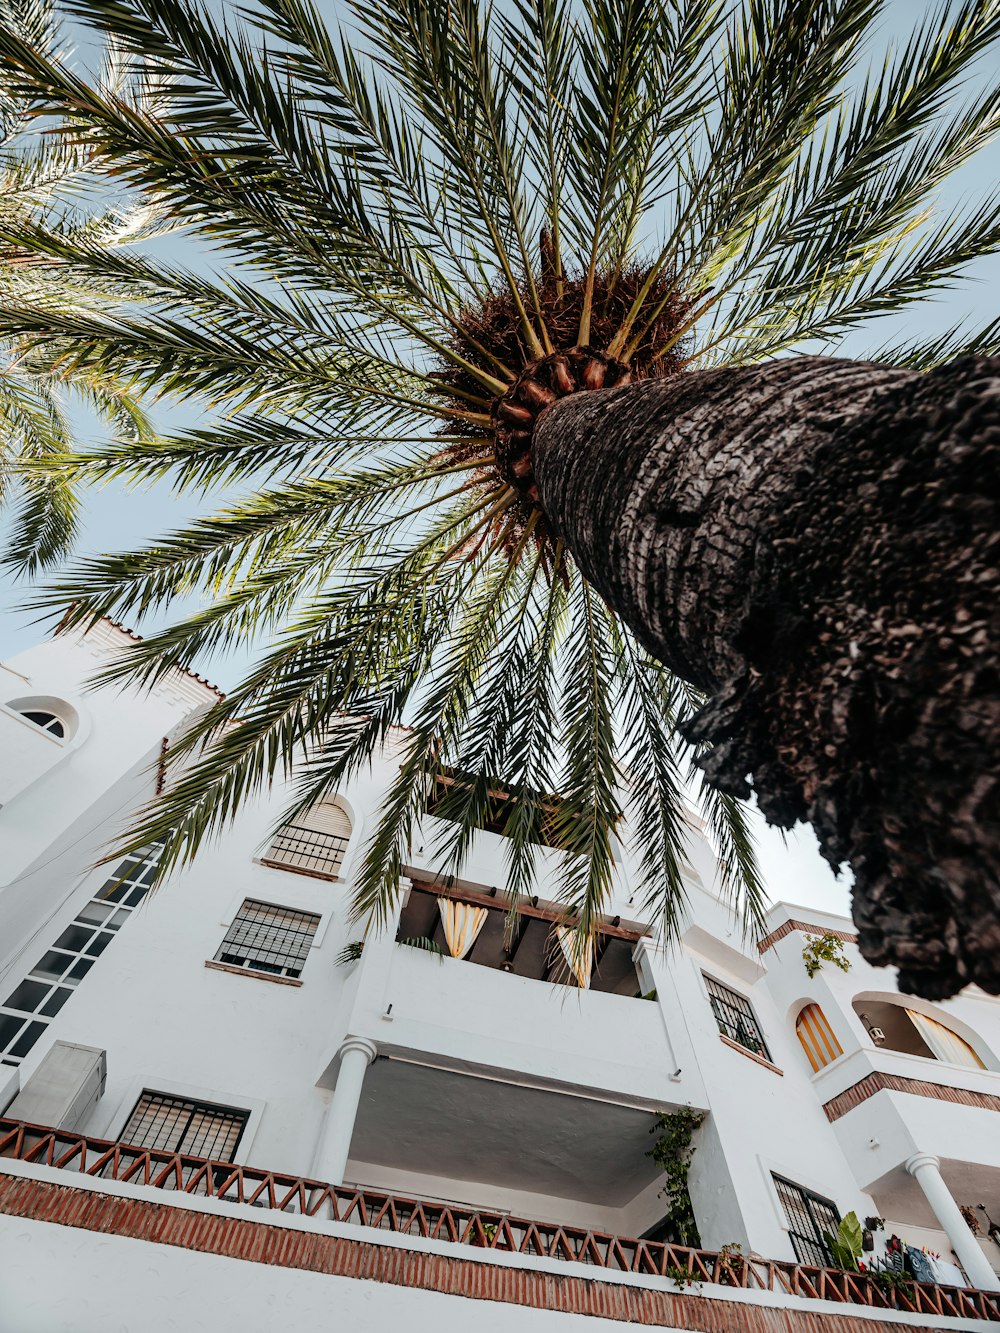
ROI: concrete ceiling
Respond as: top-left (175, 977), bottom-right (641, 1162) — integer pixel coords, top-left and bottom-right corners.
top-left (872, 1159), bottom-right (1000, 1231)
top-left (349, 1057), bottom-right (661, 1206)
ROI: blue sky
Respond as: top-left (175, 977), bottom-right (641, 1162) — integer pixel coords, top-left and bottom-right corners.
top-left (2, 0), bottom-right (998, 914)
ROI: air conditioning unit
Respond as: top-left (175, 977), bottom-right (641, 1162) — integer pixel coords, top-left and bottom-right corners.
top-left (6, 1041), bottom-right (106, 1131)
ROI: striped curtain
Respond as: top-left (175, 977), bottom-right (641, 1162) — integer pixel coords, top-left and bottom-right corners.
top-left (555, 925), bottom-right (595, 989)
top-left (906, 1009), bottom-right (985, 1068)
top-left (437, 898), bottom-right (489, 959)
top-left (795, 1004), bottom-right (843, 1072)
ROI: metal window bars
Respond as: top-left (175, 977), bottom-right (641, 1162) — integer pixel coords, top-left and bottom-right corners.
top-left (119, 1092), bottom-right (248, 1160)
top-left (773, 1175), bottom-right (840, 1267)
top-left (214, 900), bottom-right (320, 978)
top-left (703, 975), bottom-right (772, 1061)
top-left (262, 825), bottom-right (348, 879)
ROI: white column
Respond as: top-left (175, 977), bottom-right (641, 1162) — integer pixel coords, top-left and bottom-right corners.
top-left (311, 1036), bottom-right (377, 1186)
top-left (906, 1152), bottom-right (1000, 1290)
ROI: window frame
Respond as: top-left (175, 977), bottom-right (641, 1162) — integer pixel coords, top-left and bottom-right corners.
top-left (213, 898), bottom-right (321, 979)
top-left (118, 1089), bottom-right (250, 1160)
top-left (772, 1174), bottom-right (841, 1268)
top-left (261, 801), bottom-right (353, 881)
top-left (19, 709), bottom-right (67, 738)
top-left (0, 843), bottom-right (164, 1067)
top-left (703, 973), bottom-right (772, 1061)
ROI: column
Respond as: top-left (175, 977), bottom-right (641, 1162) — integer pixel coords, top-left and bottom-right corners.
top-left (311, 1036), bottom-right (378, 1186)
top-left (906, 1152), bottom-right (1000, 1290)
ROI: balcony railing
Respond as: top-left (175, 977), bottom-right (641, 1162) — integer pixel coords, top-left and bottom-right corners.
top-left (2, 1117), bottom-right (998, 1321)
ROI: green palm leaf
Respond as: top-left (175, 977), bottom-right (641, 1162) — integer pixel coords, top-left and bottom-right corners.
top-left (1, 0), bottom-right (997, 955)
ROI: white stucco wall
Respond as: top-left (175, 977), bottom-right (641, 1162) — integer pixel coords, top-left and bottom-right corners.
top-left (3, 625), bottom-right (1000, 1285)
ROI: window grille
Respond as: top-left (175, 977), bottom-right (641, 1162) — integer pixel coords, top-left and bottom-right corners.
top-left (773, 1176), bottom-right (840, 1267)
top-left (0, 844), bottom-right (163, 1066)
top-left (214, 899), bottom-right (320, 978)
top-left (120, 1091), bottom-right (248, 1159)
top-left (704, 974), bottom-right (771, 1060)
top-left (264, 801), bottom-right (350, 878)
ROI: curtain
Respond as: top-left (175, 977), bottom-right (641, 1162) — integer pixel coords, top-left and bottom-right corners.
top-left (906, 1009), bottom-right (985, 1068)
top-left (437, 898), bottom-right (489, 959)
top-left (795, 1003), bottom-right (843, 1073)
top-left (555, 925), bottom-right (595, 989)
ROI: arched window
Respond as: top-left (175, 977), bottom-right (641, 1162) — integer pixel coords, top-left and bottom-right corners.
top-left (904, 1009), bottom-right (985, 1069)
top-left (263, 800), bottom-right (352, 880)
top-left (796, 1003), bottom-right (843, 1072)
top-left (853, 997), bottom-right (987, 1068)
top-left (19, 709), bottom-right (66, 738)
top-left (5, 696), bottom-right (78, 742)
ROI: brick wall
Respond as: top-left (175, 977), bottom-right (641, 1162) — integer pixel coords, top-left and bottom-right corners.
top-left (824, 1071), bottom-right (1000, 1121)
top-left (0, 1172), bottom-right (974, 1331)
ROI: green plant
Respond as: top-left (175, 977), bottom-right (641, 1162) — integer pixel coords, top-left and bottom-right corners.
top-left (870, 1269), bottom-right (915, 1303)
top-left (823, 1211), bottom-right (864, 1271)
top-left (0, 0), bottom-right (167, 572)
top-left (640, 988), bottom-right (658, 1002)
top-left (802, 933), bottom-right (852, 980)
top-left (335, 940), bottom-right (365, 966)
top-left (646, 1109), bottom-right (704, 1247)
top-left (716, 1241), bottom-right (746, 1285)
top-left (663, 1261), bottom-right (699, 1290)
top-left (399, 935), bottom-right (445, 959)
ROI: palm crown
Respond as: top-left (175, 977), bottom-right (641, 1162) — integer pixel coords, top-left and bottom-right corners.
top-left (0, 0), bottom-right (998, 943)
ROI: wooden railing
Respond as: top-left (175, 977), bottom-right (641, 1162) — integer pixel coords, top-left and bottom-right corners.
top-left (2, 1117), bottom-right (998, 1322)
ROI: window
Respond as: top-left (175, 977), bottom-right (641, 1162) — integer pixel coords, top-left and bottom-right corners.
top-left (263, 801), bottom-right (351, 879)
top-left (120, 1091), bottom-right (248, 1159)
top-left (773, 1176), bottom-right (840, 1267)
top-left (795, 1003), bottom-right (843, 1072)
top-left (18, 709), bottom-right (66, 738)
top-left (704, 975), bottom-right (771, 1060)
top-left (214, 899), bottom-right (319, 978)
top-left (0, 844), bottom-right (163, 1066)
top-left (5, 697), bottom-right (78, 740)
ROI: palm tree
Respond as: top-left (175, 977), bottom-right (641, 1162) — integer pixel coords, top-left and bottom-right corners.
top-left (0, 0), bottom-right (168, 572)
top-left (0, 0), bottom-right (997, 996)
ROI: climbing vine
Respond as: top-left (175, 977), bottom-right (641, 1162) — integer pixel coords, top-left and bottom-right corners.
top-left (646, 1108), bottom-right (704, 1246)
top-left (802, 932), bottom-right (851, 980)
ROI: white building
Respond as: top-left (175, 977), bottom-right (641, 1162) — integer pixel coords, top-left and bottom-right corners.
top-left (2, 621), bottom-right (1000, 1332)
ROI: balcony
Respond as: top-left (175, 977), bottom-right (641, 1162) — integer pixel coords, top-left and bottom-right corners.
top-left (367, 940), bottom-right (673, 1107)
top-left (399, 880), bottom-right (645, 995)
top-left (2, 1115), bottom-right (997, 1325)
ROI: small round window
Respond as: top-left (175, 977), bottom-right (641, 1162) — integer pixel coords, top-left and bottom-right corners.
top-left (19, 709), bottom-right (66, 739)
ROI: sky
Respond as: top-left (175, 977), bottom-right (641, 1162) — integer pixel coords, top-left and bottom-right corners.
top-left (2, 0), bottom-right (999, 919)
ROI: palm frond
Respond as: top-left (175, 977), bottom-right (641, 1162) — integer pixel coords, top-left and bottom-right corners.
top-left (3, 0), bottom-right (996, 947)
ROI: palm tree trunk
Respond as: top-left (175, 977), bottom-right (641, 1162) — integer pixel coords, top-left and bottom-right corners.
top-left (532, 355), bottom-right (1000, 999)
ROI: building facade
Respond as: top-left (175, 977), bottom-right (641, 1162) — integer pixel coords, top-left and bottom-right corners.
top-left (2, 622), bottom-right (1000, 1331)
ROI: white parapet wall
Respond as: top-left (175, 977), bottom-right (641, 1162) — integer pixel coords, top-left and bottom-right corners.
top-left (0, 1161), bottom-right (994, 1333)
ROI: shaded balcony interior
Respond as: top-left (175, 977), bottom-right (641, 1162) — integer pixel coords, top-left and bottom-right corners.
top-left (424, 766), bottom-right (617, 852)
top-left (346, 1055), bottom-right (667, 1231)
top-left (398, 881), bottom-right (645, 996)
top-left (869, 1157), bottom-right (1000, 1252)
top-left (853, 1000), bottom-right (985, 1067)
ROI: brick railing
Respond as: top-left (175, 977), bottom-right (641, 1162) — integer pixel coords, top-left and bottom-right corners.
top-left (2, 1117), bottom-right (997, 1323)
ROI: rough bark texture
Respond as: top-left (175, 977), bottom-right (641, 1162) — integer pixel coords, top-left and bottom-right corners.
top-left (532, 355), bottom-right (1000, 999)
